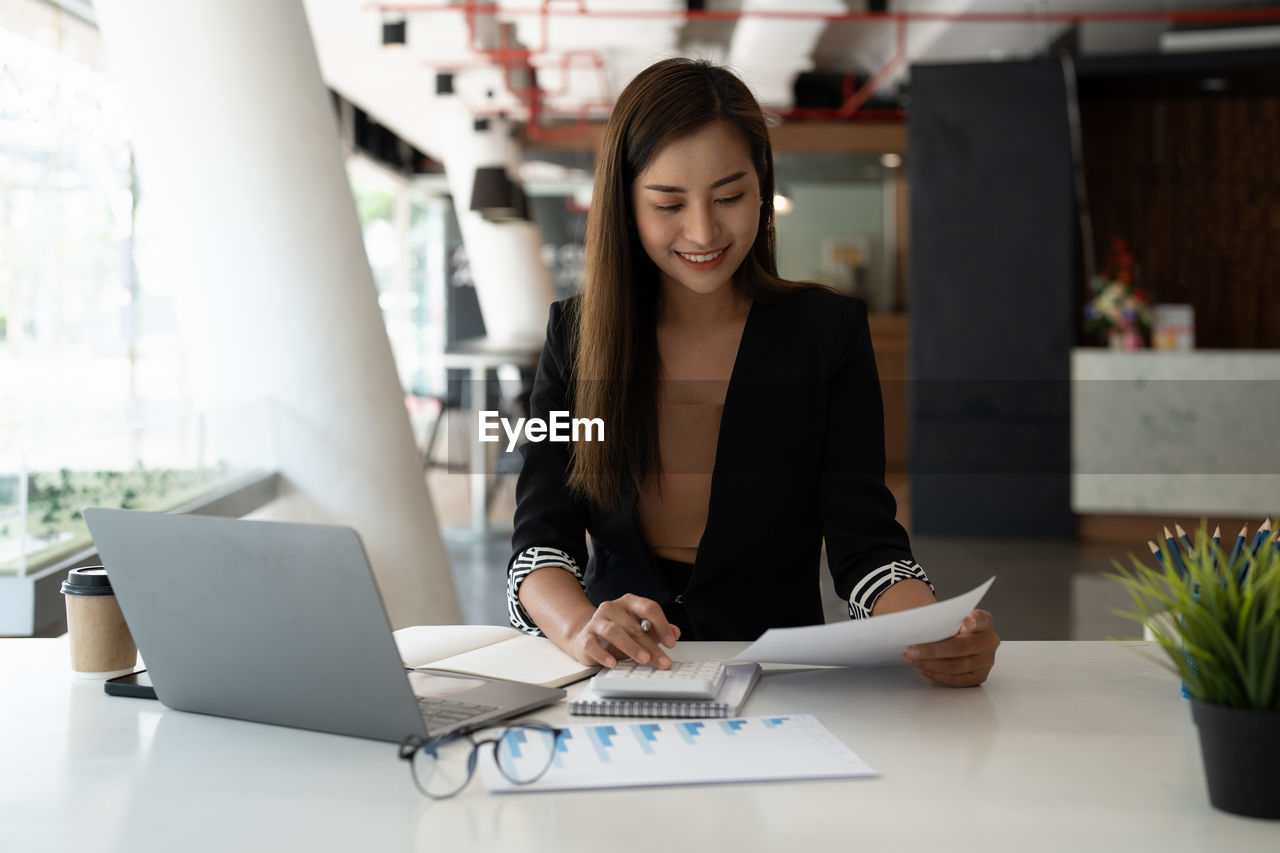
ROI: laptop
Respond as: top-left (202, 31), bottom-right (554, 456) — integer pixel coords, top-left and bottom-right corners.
top-left (83, 508), bottom-right (565, 743)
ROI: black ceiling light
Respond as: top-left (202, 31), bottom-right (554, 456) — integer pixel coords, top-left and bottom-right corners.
top-left (470, 167), bottom-right (511, 214)
top-left (468, 114), bottom-right (531, 223)
top-left (382, 19), bottom-right (406, 47)
top-left (508, 181), bottom-right (530, 221)
top-left (470, 166), bottom-right (530, 222)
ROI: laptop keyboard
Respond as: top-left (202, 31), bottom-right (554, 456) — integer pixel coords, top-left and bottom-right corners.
top-left (417, 697), bottom-right (498, 731)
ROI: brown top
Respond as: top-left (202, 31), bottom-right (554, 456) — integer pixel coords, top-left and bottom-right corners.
top-left (635, 380), bottom-right (728, 564)
top-left (635, 302), bottom-right (749, 566)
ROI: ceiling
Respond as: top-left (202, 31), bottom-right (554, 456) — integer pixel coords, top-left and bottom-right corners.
top-left (303, 0), bottom-right (1278, 161)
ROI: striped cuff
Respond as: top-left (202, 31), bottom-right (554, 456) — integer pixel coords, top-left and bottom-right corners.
top-left (848, 559), bottom-right (934, 620)
top-left (507, 546), bottom-right (585, 636)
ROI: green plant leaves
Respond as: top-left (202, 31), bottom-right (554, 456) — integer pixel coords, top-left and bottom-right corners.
top-left (1107, 521), bottom-right (1280, 712)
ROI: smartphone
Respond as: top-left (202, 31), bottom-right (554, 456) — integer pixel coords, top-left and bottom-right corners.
top-left (104, 669), bottom-right (157, 700)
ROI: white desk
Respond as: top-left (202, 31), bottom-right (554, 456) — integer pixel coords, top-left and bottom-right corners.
top-left (2, 640), bottom-right (1276, 852)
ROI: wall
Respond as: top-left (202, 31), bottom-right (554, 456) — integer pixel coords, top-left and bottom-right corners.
top-left (775, 182), bottom-right (887, 309)
top-left (1078, 49), bottom-right (1280, 349)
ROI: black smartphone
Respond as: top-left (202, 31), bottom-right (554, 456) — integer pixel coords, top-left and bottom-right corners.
top-left (104, 669), bottom-right (157, 700)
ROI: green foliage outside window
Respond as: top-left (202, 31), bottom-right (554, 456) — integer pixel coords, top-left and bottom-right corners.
top-left (0, 462), bottom-right (243, 574)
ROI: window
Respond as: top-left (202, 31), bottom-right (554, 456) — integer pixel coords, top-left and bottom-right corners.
top-left (0, 1), bottom-right (256, 583)
top-left (773, 151), bottom-right (905, 314)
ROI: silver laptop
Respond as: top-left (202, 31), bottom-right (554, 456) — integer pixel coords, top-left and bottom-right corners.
top-left (83, 508), bottom-right (564, 742)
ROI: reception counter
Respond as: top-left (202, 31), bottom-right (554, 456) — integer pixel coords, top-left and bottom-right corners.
top-left (1072, 349), bottom-right (1280, 516)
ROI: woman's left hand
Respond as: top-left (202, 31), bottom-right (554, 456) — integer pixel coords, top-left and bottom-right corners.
top-left (902, 609), bottom-right (999, 687)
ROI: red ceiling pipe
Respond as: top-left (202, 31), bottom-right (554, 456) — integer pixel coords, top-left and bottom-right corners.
top-left (537, 50), bottom-right (606, 101)
top-left (451, 0), bottom-right (612, 142)
top-left (374, 3), bottom-right (1280, 135)
top-left (378, 3), bottom-right (1280, 26)
top-left (837, 11), bottom-right (907, 119)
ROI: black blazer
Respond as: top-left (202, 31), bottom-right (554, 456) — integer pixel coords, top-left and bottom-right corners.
top-left (508, 287), bottom-right (916, 641)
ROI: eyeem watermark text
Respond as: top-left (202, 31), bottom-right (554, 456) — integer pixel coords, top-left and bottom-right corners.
top-left (480, 411), bottom-right (604, 451)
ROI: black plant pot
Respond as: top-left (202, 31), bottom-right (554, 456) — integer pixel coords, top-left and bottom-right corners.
top-left (1190, 699), bottom-right (1280, 819)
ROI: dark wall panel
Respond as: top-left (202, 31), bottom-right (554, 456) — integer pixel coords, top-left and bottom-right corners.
top-left (908, 60), bottom-right (1075, 537)
top-left (1077, 51), bottom-right (1280, 349)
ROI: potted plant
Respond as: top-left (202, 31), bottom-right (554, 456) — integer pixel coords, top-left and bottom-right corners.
top-left (1109, 522), bottom-right (1280, 819)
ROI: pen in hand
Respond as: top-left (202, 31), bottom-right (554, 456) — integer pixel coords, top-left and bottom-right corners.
top-left (637, 618), bottom-right (678, 669)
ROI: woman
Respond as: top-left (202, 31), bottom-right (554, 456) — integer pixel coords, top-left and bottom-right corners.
top-left (505, 57), bottom-right (998, 687)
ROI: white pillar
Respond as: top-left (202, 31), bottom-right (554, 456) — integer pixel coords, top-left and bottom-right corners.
top-left (442, 111), bottom-right (555, 342)
top-left (93, 0), bottom-right (461, 628)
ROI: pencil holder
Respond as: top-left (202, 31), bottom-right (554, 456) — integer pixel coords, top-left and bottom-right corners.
top-left (1110, 520), bottom-right (1280, 817)
top-left (1180, 582), bottom-right (1200, 700)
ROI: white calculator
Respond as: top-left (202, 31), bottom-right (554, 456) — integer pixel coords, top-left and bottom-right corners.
top-left (589, 660), bottom-right (728, 699)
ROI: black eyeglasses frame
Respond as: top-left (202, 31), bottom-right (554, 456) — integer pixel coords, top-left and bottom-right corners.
top-left (398, 721), bottom-right (563, 799)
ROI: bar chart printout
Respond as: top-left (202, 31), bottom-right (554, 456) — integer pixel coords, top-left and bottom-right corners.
top-left (481, 714), bottom-right (877, 793)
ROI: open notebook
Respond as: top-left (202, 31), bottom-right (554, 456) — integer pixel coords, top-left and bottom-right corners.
top-left (393, 625), bottom-right (599, 688)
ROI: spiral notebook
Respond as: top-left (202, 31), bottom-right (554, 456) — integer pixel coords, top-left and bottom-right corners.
top-left (569, 662), bottom-right (761, 718)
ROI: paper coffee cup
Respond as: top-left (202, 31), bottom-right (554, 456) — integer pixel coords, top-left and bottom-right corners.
top-left (61, 567), bottom-right (138, 679)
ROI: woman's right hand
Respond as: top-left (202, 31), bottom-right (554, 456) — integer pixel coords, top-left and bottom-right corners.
top-left (566, 594), bottom-right (680, 669)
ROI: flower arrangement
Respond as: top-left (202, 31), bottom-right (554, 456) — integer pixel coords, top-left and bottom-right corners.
top-left (1084, 237), bottom-right (1152, 349)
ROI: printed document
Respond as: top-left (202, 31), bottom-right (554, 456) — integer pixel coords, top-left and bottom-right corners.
top-left (731, 576), bottom-right (995, 666)
top-left (481, 714), bottom-right (876, 792)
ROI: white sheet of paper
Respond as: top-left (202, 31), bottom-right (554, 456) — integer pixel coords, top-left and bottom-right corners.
top-left (730, 577), bottom-right (995, 666)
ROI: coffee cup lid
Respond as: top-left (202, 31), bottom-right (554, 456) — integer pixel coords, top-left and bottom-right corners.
top-left (60, 566), bottom-right (114, 596)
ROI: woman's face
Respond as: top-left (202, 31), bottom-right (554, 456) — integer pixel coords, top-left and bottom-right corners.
top-left (630, 121), bottom-right (761, 300)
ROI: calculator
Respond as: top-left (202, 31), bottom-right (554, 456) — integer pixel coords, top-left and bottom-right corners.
top-left (589, 660), bottom-right (728, 699)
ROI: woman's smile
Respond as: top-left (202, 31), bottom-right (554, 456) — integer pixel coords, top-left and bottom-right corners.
top-left (675, 246), bottom-right (730, 270)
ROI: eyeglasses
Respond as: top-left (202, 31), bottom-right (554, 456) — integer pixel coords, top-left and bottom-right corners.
top-left (398, 722), bottom-right (562, 799)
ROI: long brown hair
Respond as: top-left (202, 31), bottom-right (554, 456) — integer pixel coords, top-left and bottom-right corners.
top-left (567, 57), bottom-right (812, 509)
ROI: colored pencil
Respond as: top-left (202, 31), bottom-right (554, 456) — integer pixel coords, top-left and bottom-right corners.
top-left (1175, 523), bottom-right (1196, 558)
top-left (1223, 522), bottom-right (1244, 573)
top-left (1236, 519), bottom-right (1272, 584)
top-left (1248, 519), bottom-right (1271, 557)
top-left (1164, 525), bottom-right (1188, 578)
